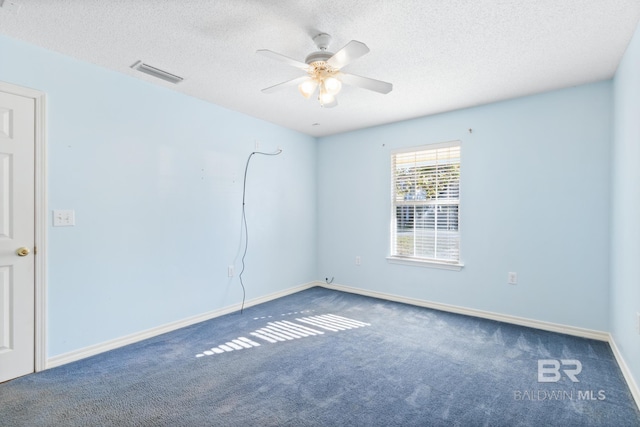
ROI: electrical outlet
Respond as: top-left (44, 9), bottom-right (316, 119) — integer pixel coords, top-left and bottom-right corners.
top-left (228, 265), bottom-right (234, 277)
top-left (508, 272), bottom-right (517, 285)
top-left (254, 140), bottom-right (260, 150)
top-left (355, 256), bottom-right (361, 266)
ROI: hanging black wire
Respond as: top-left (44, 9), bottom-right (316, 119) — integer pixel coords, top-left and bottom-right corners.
top-left (238, 149), bottom-right (282, 314)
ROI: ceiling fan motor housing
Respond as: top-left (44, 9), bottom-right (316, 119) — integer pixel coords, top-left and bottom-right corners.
top-left (305, 51), bottom-right (334, 64)
top-left (313, 33), bottom-right (332, 50)
top-left (305, 33), bottom-right (334, 64)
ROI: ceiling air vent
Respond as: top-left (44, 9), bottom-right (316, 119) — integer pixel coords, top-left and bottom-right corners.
top-left (130, 61), bottom-right (184, 84)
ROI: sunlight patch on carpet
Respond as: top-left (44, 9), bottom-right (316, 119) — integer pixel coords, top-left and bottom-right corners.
top-left (195, 313), bottom-right (371, 358)
top-left (252, 309), bottom-right (315, 321)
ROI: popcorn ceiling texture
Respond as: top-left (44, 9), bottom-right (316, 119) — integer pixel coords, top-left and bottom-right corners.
top-left (0, 0), bottom-right (638, 136)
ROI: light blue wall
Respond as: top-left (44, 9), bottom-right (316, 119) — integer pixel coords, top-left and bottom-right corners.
top-left (0, 34), bottom-right (318, 357)
top-left (612, 23), bottom-right (640, 390)
top-left (0, 29), bottom-right (627, 370)
top-left (317, 82), bottom-right (612, 331)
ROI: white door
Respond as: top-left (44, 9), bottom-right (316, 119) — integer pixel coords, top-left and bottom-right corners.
top-left (0, 90), bottom-right (35, 383)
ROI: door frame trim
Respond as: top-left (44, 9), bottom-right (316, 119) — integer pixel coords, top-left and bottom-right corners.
top-left (0, 81), bottom-right (47, 372)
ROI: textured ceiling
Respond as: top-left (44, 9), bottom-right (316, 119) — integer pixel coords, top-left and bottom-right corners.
top-left (1, 1), bottom-right (639, 137)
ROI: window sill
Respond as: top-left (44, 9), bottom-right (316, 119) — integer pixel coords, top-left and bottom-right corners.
top-left (386, 256), bottom-right (464, 271)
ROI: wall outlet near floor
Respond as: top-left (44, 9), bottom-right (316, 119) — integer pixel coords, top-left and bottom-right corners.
top-left (508, 272), bottom-right (517, 285)
top-left (228, 265), bottom-right (234, 277)
top-left (355, 256), bottom-right (361, 266)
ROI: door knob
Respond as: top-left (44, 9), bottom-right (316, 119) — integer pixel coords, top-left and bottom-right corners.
top-left (16, 247), bottom-right (30, 257)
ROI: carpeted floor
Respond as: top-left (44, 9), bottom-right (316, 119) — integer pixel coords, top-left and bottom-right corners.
top-left (1, 287), bottom-right (639, 426)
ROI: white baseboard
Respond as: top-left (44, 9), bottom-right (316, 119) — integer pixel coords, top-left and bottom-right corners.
top-left (318, 281), bottom-right (610, 341)
top-left (46, 281), bottom-right (317, 369)
top-left (608, 334), bottom-right (640, 410)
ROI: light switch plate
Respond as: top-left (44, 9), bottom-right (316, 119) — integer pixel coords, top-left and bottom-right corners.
top-left (53, 209), bottom-right (75, 227)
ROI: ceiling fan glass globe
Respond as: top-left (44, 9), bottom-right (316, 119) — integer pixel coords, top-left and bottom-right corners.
top-left (319, 89), bottom-right (335, 106)
top-left (323, 76), bottom-right (342, 95)
top-left (298, 79), bottom-right (318, 99)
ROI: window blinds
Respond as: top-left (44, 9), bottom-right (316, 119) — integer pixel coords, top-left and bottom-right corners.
top-left (391, 142), bottom-right (461, 263)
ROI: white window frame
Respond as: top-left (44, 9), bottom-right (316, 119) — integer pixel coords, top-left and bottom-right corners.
top-left (387, 141), bottom-right (463, 270)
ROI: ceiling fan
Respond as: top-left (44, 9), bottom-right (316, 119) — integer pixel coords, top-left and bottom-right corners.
top-left (257, 33), bottom-right (393, 108)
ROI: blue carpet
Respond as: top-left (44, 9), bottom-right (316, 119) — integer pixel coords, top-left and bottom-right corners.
top-left (1, 287), bottom-right (639, 426)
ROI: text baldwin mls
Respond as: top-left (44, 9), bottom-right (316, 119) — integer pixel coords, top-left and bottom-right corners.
top-left (514, 390), bottom-right (606, 401)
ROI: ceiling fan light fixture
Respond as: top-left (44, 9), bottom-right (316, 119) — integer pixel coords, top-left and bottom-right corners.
top-left (298, 78), bottom-right (318, 99)
top-left (258, 33), bottom-right (392, 108)
top-left (318, 85), bottom-right (336, 106)
top-left (323, 76), bottom-right (342, 95)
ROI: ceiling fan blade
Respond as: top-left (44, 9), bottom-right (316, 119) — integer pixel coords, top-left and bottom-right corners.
top-left (340, 73), bottom-right (393, 94)
top-left (256, 49), bottom-right (309, 71)
top-left (327, 40), bottom-right (370, 69)
top-left (261, 76), bottom-right (309, 94)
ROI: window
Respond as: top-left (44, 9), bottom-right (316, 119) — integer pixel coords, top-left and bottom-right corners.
top-left (390, 141), bottom-right (461, 268)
